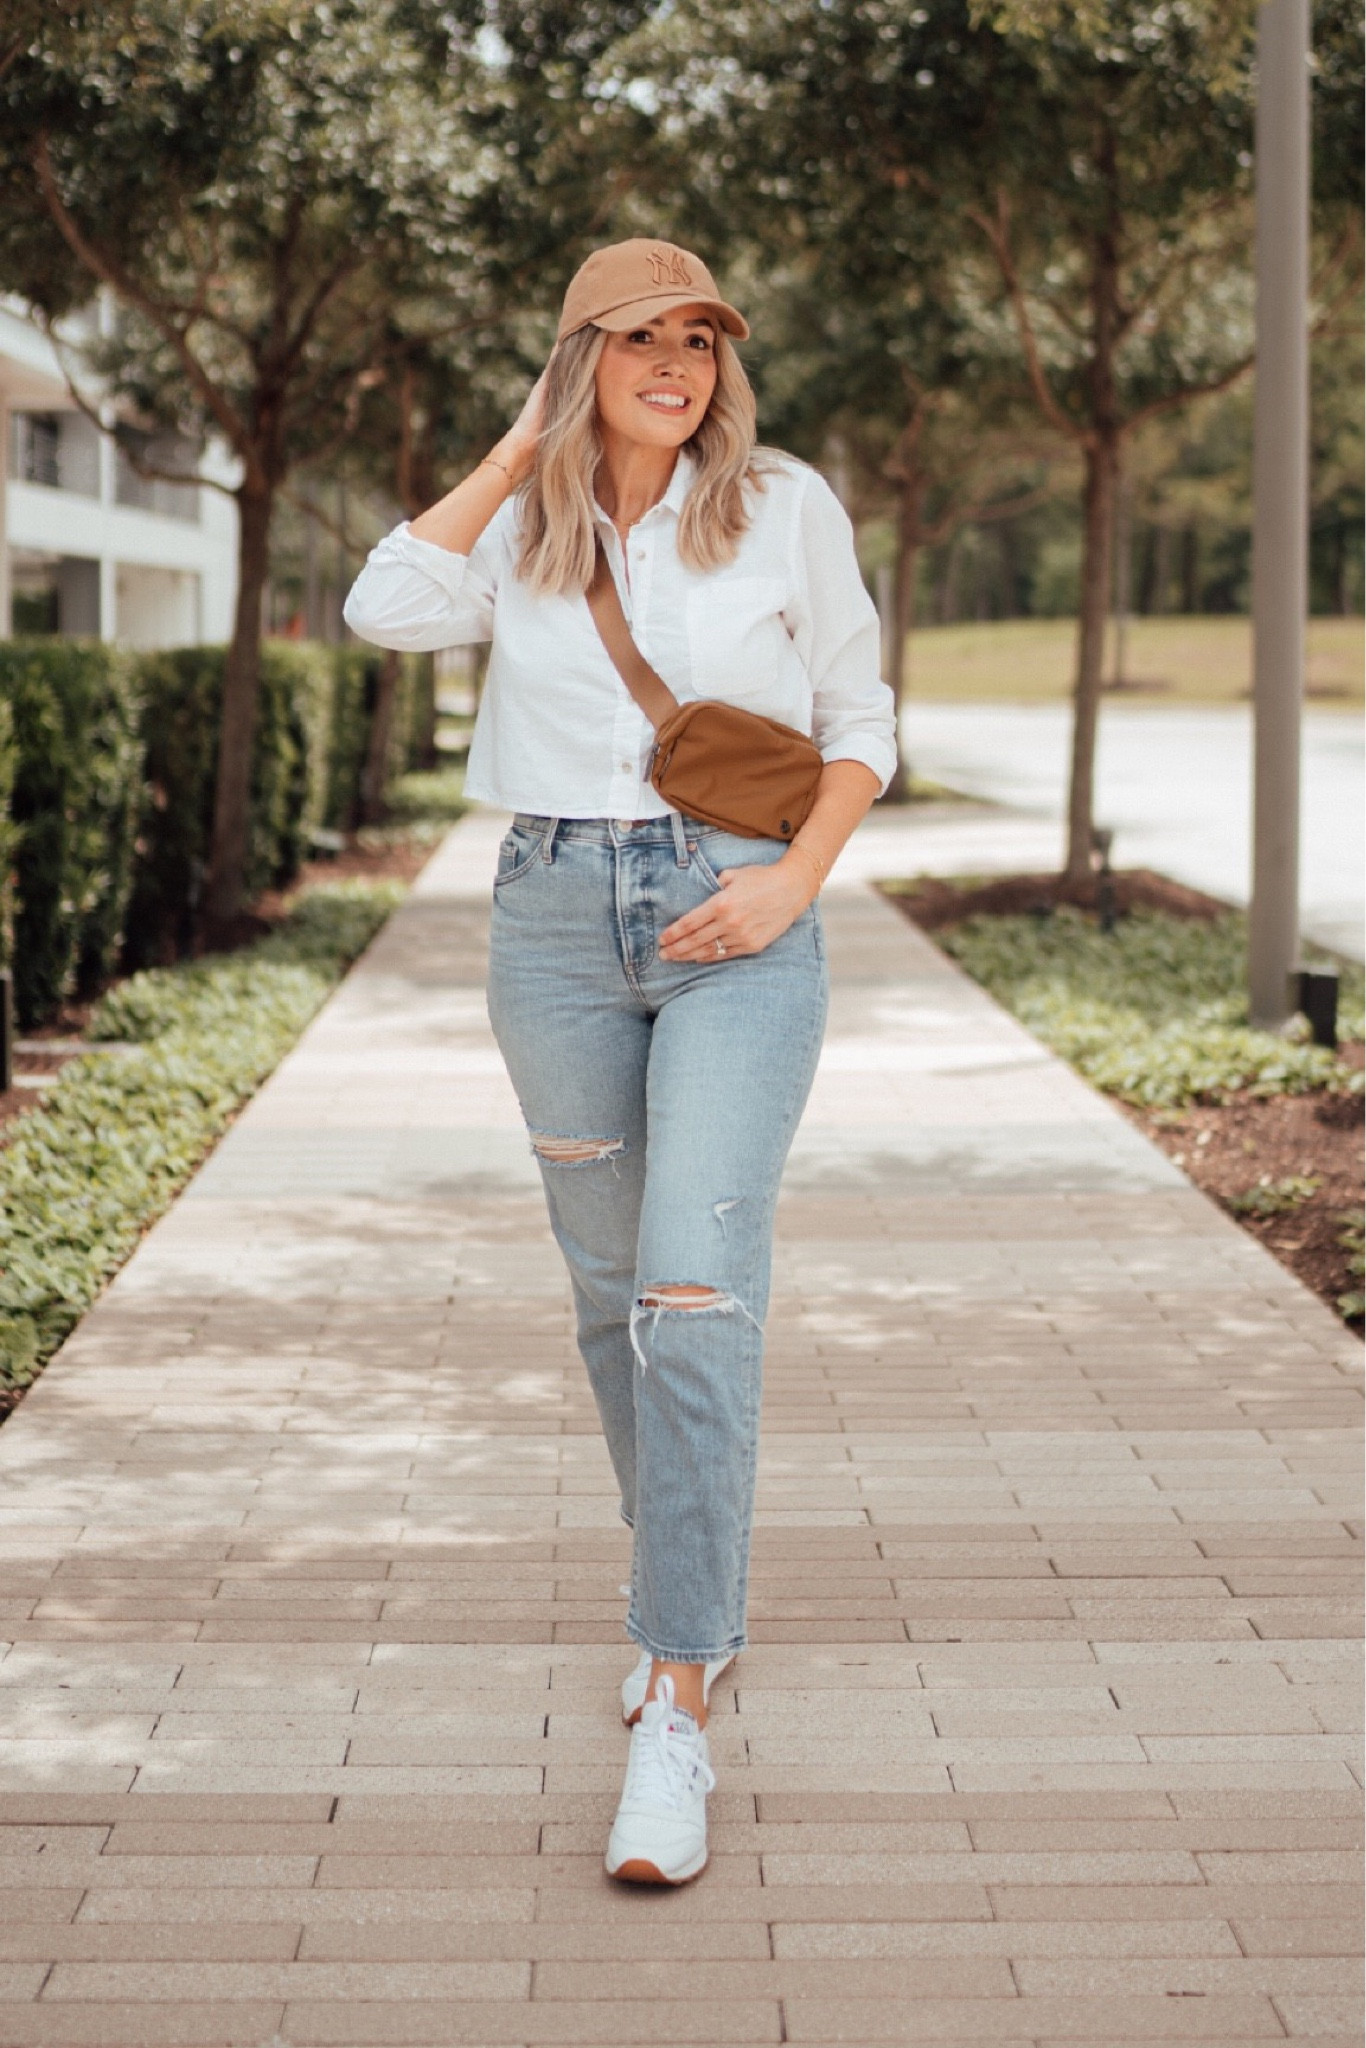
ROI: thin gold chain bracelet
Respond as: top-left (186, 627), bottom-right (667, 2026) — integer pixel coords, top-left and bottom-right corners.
top-left (788, 841), bottom-right (827, 890)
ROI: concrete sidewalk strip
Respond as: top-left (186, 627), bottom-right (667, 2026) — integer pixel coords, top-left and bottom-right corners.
top-left (0, 807), bottom-right (1360, 2044)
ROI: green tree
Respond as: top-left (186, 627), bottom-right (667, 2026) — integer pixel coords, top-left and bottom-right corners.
top-left (747, 259), bottom-right (1061, 794)
top-left (0, 0), bottom-right (652, 922)
top-left (301, 312), bottom-right (553, 818)
top-left (641, 0), bottom-right (1272, 873)
top-left (0, 2), bottom-right (495, 922)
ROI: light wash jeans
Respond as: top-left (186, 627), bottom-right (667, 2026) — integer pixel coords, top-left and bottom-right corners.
top-left (486, 811), bottom-right (828, 1663)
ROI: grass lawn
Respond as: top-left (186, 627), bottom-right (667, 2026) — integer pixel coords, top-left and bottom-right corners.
top-left (904, 615), bottom-right (1364, 705)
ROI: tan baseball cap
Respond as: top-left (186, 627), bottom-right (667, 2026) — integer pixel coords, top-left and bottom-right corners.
top-left (557, 238), bottom-right (749, 344)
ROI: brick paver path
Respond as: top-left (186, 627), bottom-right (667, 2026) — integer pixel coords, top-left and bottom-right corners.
top-left (0, 811), bottom-right (1361, 2047)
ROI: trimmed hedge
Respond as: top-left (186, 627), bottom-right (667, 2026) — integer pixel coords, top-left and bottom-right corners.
top-left (126, 642), bottom-right (430, 967)
top-left (0, 637), bottom-right (431, 1003)
top-left (328, 647), bottom-right (433, 830)
top-left (125, 643), bottom-right (314, 967)
top-left (0, 640), bottom-right (144, 1026)
top-left (938, 906), bottom-right (1365, 1108)
top-left (384, 767), bottom-right (469, 826)
top-left (0, 880), bottom-right (401, 1396)
top-left (0, 699), bottom-right (19, 969)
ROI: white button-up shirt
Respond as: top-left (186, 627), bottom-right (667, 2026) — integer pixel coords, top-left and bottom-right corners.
top-left (343, 450), bottom-right (897, 818)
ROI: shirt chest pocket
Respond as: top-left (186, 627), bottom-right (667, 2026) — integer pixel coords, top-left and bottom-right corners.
top-left (685, 575), bottom-right (788, 705)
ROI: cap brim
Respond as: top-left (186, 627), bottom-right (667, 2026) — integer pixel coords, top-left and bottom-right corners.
top-left (561, 289), bottom-right (749, 343)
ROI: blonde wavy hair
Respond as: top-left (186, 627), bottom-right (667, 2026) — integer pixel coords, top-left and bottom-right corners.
top-left (516, 323), bottom-right (764, 596)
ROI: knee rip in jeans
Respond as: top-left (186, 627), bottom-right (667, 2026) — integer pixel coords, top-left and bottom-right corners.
top-left (529, 1132), bottom-right (625, 1167)
top-left (640, 1284), bottom-right (729, 1312)
top-left (629, 1284), bottom-right (761, 1370)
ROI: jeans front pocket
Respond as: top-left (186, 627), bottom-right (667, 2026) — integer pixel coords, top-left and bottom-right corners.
top-left (493, 823), bottom-right (547, 889)
top-left (688, 830), bottom-right (789, 895)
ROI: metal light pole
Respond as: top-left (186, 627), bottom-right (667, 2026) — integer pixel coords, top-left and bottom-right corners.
top-left (1248, 0), bottom-right (1311, 1027)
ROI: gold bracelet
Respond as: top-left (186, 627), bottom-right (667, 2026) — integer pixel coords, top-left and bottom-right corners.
top-left (479, 454), bottom-right (516, 483)
top-left (788, 840), bottom-right (827, 890)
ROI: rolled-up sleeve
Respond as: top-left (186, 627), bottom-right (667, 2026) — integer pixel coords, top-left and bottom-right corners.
top-left (342, 516), bottom-right (508, 652)
top-left (786, 470), bottom-right (898, 792)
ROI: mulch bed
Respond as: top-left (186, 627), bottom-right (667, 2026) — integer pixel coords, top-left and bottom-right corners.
top-left (888, 866), bottom-right (1231, 928)
top-left (1125, 1082), bottom-right (1363, 1323)
top-left (886, 870), bottom-right (1364, 1330)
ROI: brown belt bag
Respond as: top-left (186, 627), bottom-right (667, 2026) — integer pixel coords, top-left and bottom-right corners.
top-left (586, 540), bottom-right (822, 842)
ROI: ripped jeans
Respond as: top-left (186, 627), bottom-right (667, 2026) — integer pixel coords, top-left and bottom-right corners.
top-left (486, 812), bottom-right (828, 1663)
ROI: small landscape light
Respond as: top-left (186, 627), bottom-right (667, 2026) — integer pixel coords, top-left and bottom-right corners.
top-left (1294, 967), bottom-right (1339, 1049)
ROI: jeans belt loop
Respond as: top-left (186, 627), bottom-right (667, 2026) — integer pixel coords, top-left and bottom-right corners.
top-left (670, 810), bottom-right (689, 868)
top-left (541, 818), bottom-right (560, 864)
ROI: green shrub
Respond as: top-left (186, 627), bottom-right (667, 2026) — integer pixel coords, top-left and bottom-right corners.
top-left (0, 640), bottom-right (144, 1026)
top-left (123, 642), bottom-right (318, 967)
top-left (0, 699), bottom-right (19, 970)
top-left (384, 767), bottom-right (468, 825)
top-left (0, 879), bottom-right (400, 1397)
top-left (0, 634), bottom-right (431, 993)
top-left (316, 645), bottom-right (379, 832)
top-left (307, 646), bottom-right (429, 833)
top-left (1227, 1175), bottom-right (1322, 1216)
top-left (938, 907), bottom-right (1364, 1108)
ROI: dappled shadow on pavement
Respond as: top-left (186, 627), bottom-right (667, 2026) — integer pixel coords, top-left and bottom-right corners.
top-left (0, 814), bottom-right (1358, 2047)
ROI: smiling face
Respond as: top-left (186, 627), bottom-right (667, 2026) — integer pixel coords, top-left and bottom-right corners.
top-left (592, 303), bottom-right (719, 452)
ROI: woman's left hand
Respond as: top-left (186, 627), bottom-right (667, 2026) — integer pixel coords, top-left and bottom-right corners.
top-left (659, 857), bottom-right (816, 963)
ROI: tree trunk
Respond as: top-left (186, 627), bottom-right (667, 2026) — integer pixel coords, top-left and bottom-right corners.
top-left (1066, 430), bottom-right (1120, 880)
top-left (1111, 462), bottom-right (1132, 686)
top-left (1152, 523), bottom-right (1173, 614)
top-left (1064, 150), bottom-right (1124, 886)
top-left (937, 529), bottom-right (962, 622)
top-left (880, 488), bottom-right (922, 803)
top-left (204, 485), bottom-right (274, 930)
top-left (304, 488), bottom-right (321, 638)
top-left (1180, 525), bottom-right (1200, 614)
top-left (359, 648), bottom-right (401, 825)
top-left (415, 653), bottom-right (438, 771)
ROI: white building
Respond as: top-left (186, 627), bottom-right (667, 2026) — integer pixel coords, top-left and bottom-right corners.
top-left (0, 299), bottom-right (238, 646)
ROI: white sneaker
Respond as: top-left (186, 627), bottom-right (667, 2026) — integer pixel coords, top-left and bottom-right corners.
top-left (605, 1674), bottom-right (715, 1885)
top-left (620, 1648), bottom-right (735, 1725)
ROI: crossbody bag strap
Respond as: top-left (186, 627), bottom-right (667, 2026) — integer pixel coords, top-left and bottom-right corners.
top-left (585, 537), bottom-right (681, 732)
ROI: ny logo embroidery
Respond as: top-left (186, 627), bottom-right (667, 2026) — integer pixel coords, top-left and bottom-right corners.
top-left (647, 247), bottom-right (693, 287)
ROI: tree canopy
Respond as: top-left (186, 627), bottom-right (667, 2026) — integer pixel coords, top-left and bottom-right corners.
top-left (0, 0), bottom-right (1359, 888)
top-left (0, 0), bottom-right (651, 920)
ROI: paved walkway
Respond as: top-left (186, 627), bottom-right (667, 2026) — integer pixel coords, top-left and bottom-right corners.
top-left (904, 704), bottom-right (1365, 959)
top-left (0, 812), bottom-right (1361, 2047)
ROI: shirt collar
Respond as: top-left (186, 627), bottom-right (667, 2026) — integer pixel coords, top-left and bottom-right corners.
top-left (660, 448), bottom-right (697, 517)
top-left (592, 448), bottom-right (697, 531)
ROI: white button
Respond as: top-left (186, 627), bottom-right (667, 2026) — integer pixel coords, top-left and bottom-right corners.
top-left (619, 760), bottom-right (632, 773)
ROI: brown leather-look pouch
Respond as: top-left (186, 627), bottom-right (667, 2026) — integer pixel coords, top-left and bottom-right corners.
top-left (586, 541), bottom-right (823, 842)
top-left (649, 699), bottom-right (822, 841)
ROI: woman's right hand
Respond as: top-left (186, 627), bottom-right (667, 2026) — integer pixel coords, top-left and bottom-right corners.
top-left (495, 357), bottom-right (554, 482)
top-left (408, 353), bottom-right (553, 550)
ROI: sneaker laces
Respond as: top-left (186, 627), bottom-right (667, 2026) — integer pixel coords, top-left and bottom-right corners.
top-left (624, 1674), bottom-right (716, 1810)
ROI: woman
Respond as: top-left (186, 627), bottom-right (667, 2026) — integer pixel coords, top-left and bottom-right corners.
top-left (345, 237), bottom-right (895, 1885)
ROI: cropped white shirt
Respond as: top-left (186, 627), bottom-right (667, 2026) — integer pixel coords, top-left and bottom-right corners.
top-left (343, 450), bottom-right (897, 819)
